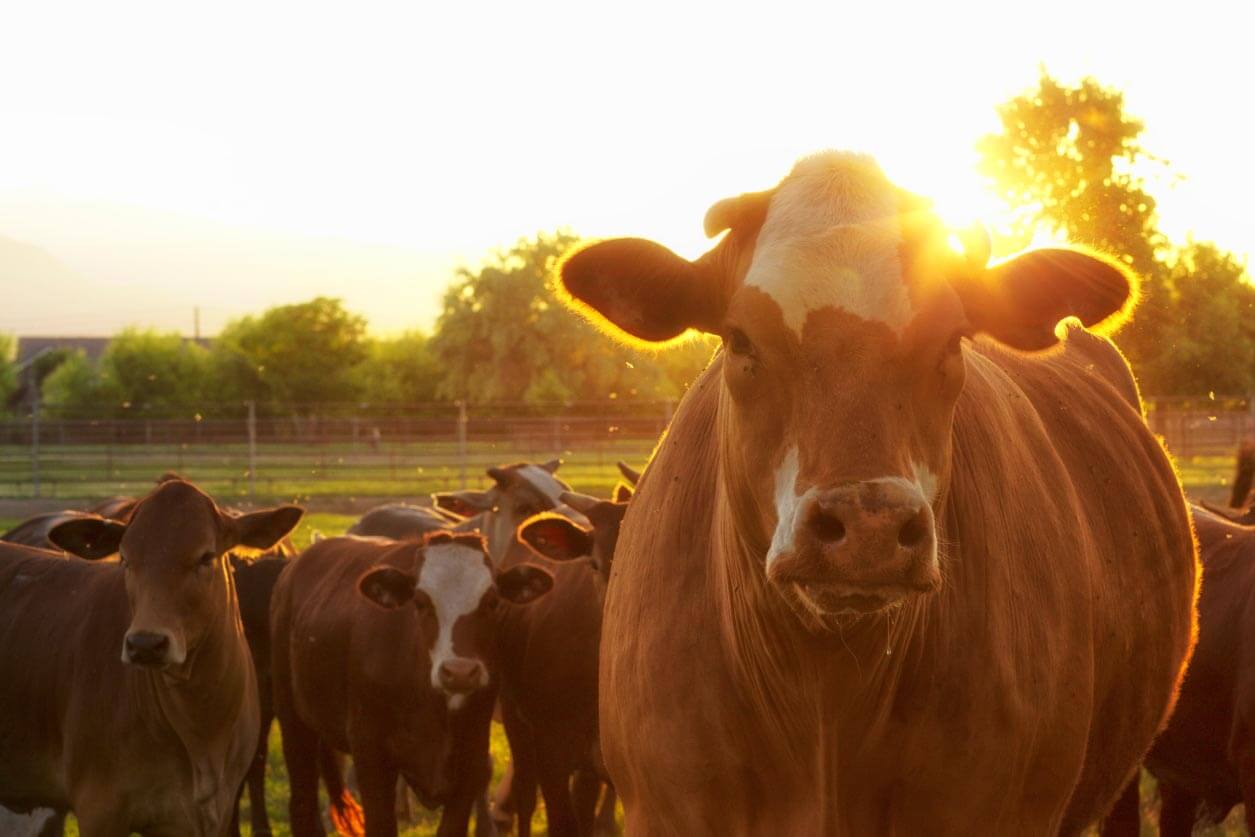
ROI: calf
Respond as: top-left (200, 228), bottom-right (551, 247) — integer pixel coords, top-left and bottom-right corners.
top-left (0, 479), bottom-right (301, 835)
top-left (1103, 506), bottom-right (1255, 834)
top-left (271, 531), bottom-right (555, 836)
top-left (497, 491), bottom-right (629, 837)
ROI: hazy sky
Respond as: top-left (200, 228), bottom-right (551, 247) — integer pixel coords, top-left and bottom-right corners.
top-left (0, 1), bottom-right (1249, 336)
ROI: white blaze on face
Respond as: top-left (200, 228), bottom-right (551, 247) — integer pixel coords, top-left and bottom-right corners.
top-left (766, 446), bottom-right (810, 570)
top-left (745, 151), bottom-right (913, 337)
top-left (416, 543), bottom-right (493, 703)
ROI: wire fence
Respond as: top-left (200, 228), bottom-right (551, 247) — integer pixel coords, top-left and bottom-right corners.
top-left (0, 397), bottom-right (1248, 503)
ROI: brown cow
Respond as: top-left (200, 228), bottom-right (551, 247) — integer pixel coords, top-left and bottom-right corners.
top-left (435, 460), bottom-right (582, 566)
top-left (0, 479), bottom-right (301, 836)
top-left (1103, 506), bottom-right (1255, 835)
top-left (271, 531), bottom-right (555, 837)
top-left (557, 151), bottom-right (1198, 833)
top-left (349, 503), bottom-right (465, 541)
top-left (496, 491), bottom-right (630, 837)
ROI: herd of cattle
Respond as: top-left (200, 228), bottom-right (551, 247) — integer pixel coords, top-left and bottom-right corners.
top-left (3, 151), bottom-right (1255, 835)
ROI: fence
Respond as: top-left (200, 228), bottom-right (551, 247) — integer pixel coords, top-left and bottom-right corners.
top-left (0, 401), bottom-right (676, 502)
top-left (0, 397), bottom-right (1248, 503)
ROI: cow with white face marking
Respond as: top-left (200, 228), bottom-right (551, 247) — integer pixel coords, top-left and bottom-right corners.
top-left (560, 151), bottom-right (1197, 833)
top-left (271, 530), bottom-right (555, 836)
top-left (435, 460), bottom-right (587, 566)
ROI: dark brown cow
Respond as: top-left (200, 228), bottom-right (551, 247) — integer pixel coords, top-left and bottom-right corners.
top-left (1103, 506), bottom-right (1255, 835)
top-left (271, 531), bottom-right (555, 836)
top-left (557, 151), bottom-right (1198, 832)
top-left (0, 479), bottom-right (301, 835)
top-left (496, 491), bottom-right (630, 837)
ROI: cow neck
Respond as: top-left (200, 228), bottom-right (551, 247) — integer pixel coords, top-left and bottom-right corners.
top-left (134, 567), bottom-right (255, 835)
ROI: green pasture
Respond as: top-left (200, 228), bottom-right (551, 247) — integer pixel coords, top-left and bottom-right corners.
top-left (0, 438), bottom-right (655, 505)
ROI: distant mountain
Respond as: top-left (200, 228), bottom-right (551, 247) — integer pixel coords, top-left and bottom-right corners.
top-left (0, 202), bottom-right (465, 337)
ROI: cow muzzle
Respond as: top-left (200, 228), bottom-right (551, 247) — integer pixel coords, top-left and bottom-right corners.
top-left (436, 657), bottom-right (488, 706)
top-left (767, 478), bottom-right (940, 616)
top-left (123, 629), bottom-right (184, 668)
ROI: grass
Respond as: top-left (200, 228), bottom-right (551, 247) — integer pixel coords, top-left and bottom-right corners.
top-left (24, 454), bottom-right (1255, 835)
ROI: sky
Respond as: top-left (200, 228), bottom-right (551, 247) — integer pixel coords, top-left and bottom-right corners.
top-left (0, 0), bottom-right (1250, 337)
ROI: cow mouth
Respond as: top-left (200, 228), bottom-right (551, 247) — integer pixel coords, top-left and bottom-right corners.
top-left (783, 579), bottom-right (934, 623)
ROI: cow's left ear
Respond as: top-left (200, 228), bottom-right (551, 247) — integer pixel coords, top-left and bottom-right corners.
top-left (229, 505), bottom-right (304, 551)
top-left (518, 514), bottom-right (592, 562)
top-left (955, 248), bottom-right (1135, 351)
top-left (48, 517), bottom-right (127, 560)
top-left (496, 563), bottom-right (555, 605)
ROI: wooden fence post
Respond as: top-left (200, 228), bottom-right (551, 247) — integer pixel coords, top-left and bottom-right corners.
top-left (457, 401), bottom-right (468, 489)
top-left (30, 395), bottom-right (40, 499)
top-left (247, 401), bottom-right (257, 502)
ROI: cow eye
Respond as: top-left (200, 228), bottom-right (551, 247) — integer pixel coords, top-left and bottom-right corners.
top-left (199, 551), bottom-right (217, 567)
top-left (725, 327), bottom-right (755, 357)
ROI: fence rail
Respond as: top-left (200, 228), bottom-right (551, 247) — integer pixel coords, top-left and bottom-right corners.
top-left (0, 398), bottom-right (1248, 503)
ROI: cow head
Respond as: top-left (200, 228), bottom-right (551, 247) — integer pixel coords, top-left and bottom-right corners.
top-left (560, 151), bottom-right (1134, 631)
top-left (358, 531), bottom-right (554, 708)
top-left (518, 491), bottom-right (630, 587)
top-left (49, 480), bottom-right (303, 669)
top-left (433, 460), bottom-right (589, 564)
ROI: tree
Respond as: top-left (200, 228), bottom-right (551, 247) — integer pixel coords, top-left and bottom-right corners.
top-left (976, 71), bottom-right (1241, 394)
top-left (212, 297), bottom-right (368, 412)
top-left (977, 71), bottom-right (1165, 274)
top-left (0, 334), bottom-right (15, 412)
top-left (1136, 243), bottom-right (1255, 396)
top-left (429, 231), bottom-right (714, 404)
top-left (357, 331), bottom-right (443, 404)
top-left (99, 328), bottom-right (209, 415)
top-left (41, 350), bottom-right (120, 416)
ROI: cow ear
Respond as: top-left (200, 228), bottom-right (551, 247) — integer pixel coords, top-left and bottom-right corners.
top-left (612, 482), bottom-right (634, 503)
top-left (359, 567), bottom-right (416, 609)
top-left (518, 514), bottom-right (593, 562)
top-left (496, 563), bottom-right (555, 605)
top-left (230, 506), bottom-right (304, 551)
top-left (433, 490), bottom-right (495, 518)
top-left (48, 517), bottom-right (126, 560)
top-left (956, 248), bottom-right (1135, 351)
top-left (560, 238), bottom-right (727, 343)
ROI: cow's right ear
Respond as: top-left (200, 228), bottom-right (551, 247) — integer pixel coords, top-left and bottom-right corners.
top-left (358, 567), bottom-right (416, 609)
top-left (433, 490), bottom-right (495, 518)
top-left (518, 514), bottom-right (593, 562)
top-left (48, 517), bottom-right (127, 561)
top-left (560, 238), bottom-right (727, 343)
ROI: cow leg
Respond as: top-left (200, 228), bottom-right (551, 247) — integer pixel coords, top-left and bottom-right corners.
top-left (354, 754), bottom-right (400, 837)
top-left (278, 712), bottom-right (327, 837)
top-left (1157, 781), bottom-right (1200, 837)
top-left (437, 744), bottom-right (495, 837)
top-left (472, 791), bottom-right (496, 837)
top-left (249, 707), bottom-right (273, 836)
top-left (72, 799), bottom-right (129, 837)
top-left (1097, 772), bottom-right (1139, 837)
top-left (593, 782), bottom-right (618, 836)
top-left (535, 748), bottom-right (578, 837)
top-left (572, 769), bottom-right (600, 835)
top-left (508, 745), bottom-right (539, 837)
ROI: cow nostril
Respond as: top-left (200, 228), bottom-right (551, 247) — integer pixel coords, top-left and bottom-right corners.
top-left (125, 633), bottom-right (169, 660)
top-left (808, 510), bottom-right (846, 544)
top-left (898, 512), bottom-right (929, 548)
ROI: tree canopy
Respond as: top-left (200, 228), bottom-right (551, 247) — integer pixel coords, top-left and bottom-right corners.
top-left (978, 71), bottom-right (1252, 396)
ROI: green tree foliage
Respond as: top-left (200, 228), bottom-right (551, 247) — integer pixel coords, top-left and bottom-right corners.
top-left (101, 328), bottom-right (209, 414)
top-left (358, 331), bottom-right (443, 404)
top-left (978, 71), bottom-right (1255, 395)
top-left (212, 297), bottom-right (368, 412)
top-left (41, 350), bottom-right (120, 416)
top-left (429, 231), bottom-right (715, 404)
top-left (0, 334), bottom-right (15, 411)
top-left (1136, 243), bottom-right (1255, 396)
